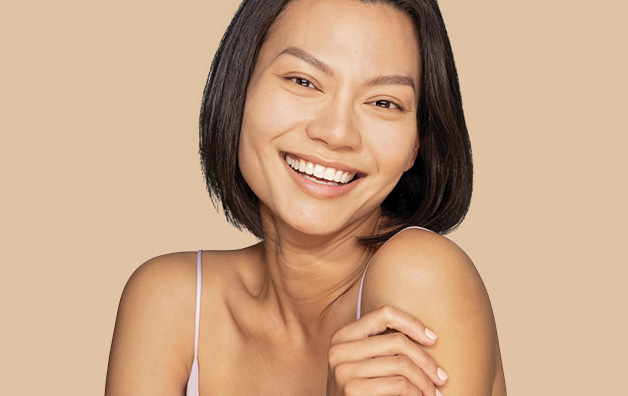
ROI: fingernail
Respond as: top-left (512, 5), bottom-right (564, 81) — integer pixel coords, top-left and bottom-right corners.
top-left (436, 389), bottom-right (444, 396)
top-left (437, 367), bottom-right (449, 381)
top-left (425, 328), bottom-right (438, 340)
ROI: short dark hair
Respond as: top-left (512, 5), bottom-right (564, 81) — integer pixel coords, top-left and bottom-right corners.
top-left (199, 0), bottom-right (473, 243)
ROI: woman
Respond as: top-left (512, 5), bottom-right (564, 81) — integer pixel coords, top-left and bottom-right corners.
top-left (106, 0), bottom-right (506, 395)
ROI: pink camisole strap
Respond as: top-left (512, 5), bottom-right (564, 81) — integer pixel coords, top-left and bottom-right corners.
top-left (185, 250), bottom-right (202, 396)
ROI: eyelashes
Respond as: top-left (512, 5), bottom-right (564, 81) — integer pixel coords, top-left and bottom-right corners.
top-left (284, 75), bottom-right (406, 111)
top-left (288, 77), bottom-right (316, 89)
top-left (371, 100), bottom-right (402, 111)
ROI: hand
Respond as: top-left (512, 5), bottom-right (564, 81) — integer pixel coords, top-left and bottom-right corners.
top-left (326, 305), bottom-right (448, 396)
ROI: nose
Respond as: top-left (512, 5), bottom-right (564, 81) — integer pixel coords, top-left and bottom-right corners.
top-left (304, 98), bottom-right (361, 151)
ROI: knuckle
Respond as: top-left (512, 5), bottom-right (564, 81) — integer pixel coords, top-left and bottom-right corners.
top-left (391, 331), bottom-right (408, 347)
top-left (327, 343), bottom-right (343, 367)
top-left (393, 354), bottom-right (411, 370)
top-left (421, 352), bottom-right (436, 370)
top-left (392, 376), bottom-right (411, 393)
top-left (345, 378), bottom-right (362, 395)
top-left (380, 304), bottom-right (396, 317)
top-left (333, 362), bottom-right (347, 380)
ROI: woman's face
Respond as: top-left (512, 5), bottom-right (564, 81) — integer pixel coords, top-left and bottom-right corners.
top-left (238, 0), bottom-right (421, 236)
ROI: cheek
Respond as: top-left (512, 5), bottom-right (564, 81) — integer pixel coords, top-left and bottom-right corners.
top-left (240, 83), bottom-right (309, 145)
top-left (366, 121), bottom-right (418, 172)
top-left (238, 90), bottom-right (285, 173)
top-left (237, 81), bottom-right (310, 195)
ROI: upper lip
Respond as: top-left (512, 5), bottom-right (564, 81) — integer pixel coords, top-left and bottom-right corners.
top-left (280, 151), bottom-right (365, 176)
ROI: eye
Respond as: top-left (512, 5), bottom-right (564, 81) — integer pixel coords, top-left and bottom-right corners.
top-left (288, 77), bottom-right (316, 89)
top-left (371, 99), bottom-right (403, 110)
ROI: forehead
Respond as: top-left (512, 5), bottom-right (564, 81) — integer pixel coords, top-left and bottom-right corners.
top-left (258, 0), bottom-right (420, 82)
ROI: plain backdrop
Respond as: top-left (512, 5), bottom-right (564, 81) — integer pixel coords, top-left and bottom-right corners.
top-left (1, 0), bottom-right (626, 394)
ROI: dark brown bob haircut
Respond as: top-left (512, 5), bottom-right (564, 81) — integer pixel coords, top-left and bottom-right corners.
top-left (200, 0), bottom-right (473, 244)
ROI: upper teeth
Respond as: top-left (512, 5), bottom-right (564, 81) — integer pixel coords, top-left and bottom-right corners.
top-left (285, 155), bottom-right (356, 184)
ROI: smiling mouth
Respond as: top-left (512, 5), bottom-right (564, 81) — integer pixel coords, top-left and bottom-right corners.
top-left (284, 154), bottom-right (359, 186)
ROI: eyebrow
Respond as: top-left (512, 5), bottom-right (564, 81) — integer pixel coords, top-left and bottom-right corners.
top-left (276, 46), bottom-right (417, 93)
top-left (365, 75), bottom-right (417, 93)
top-left (276, 47), bottom-right (334, 76)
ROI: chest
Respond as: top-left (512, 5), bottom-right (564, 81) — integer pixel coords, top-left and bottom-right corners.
top-left (197, 334), bottom-right (329, 396)
top-left (189, 251), bottom-right (364, 395)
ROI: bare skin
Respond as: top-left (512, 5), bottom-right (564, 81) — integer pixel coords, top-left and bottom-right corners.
top-left (106, 0), bottom-right (506, 395)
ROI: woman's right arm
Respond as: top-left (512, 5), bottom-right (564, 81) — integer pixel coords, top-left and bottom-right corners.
top-left (105, 254), bottom-right (196, 396)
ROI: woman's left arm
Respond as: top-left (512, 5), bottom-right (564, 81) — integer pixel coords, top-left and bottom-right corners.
top-left (361, 228), bottom-right (506, 396)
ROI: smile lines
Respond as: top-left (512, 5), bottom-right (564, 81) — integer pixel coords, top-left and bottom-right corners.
top-left (284, 154), bottom-right (357, 185)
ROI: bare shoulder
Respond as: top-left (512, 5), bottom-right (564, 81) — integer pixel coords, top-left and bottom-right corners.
top-left (106, 252), bottom-right (199, 395)
top-left (362, 228), bottom-right (505, 395)
top-left (106, 249), bottom-right (250, 395)
top-left (113, 249), bottom-right (250, 340)
top-left (364, 228), bottom-right (488, 311)
top-left (120, 248), bottom-right (251, 312)
top-left (124, 251), bottom-right (198, 305)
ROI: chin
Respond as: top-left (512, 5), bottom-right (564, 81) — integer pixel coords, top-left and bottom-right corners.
top-left (292, 220), bottom-right (345, 237)
top-left (267, 203), bottom-right (379, 241)
top-left (283, 212), bottom-right (346, 237)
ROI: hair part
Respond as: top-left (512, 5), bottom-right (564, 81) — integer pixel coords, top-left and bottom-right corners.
top-left (199, 0), bottom-right (473, 244)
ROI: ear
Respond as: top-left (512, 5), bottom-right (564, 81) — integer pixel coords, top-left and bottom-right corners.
top-left (403, 135), bottom-right (420, 172)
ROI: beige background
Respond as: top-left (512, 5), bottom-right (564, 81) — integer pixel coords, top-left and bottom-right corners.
top-left (1, 0), bottom-right (626, 394)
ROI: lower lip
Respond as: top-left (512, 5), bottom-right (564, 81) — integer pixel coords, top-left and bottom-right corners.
top-left (283, 159), bottom-right (362, 198)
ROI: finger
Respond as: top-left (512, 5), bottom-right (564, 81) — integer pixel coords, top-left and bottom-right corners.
top-left (332, 305), bottom-right (438, 346)
top-left (335, 356), bottom-right (438, 396)
top-left (328, 332), bottom-right (447, 387)
top-left (343, 375), bottom-right (423, 396)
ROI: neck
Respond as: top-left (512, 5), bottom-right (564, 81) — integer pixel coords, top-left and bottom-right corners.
top-left (254, 207), bottom-right (381, 336)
